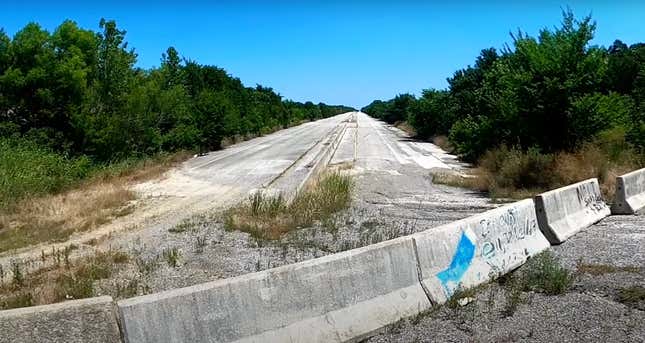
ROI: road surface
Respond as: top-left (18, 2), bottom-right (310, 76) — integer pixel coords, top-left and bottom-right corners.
top-left (0, 111), bottom-right (493, 292)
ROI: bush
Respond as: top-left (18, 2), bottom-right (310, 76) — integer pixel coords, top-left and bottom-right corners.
top-left (474, 145), bottom-right (554, 198)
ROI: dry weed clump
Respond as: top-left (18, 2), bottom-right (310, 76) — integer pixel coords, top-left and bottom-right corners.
top-left (0, 249), bottom-right (130, 310)
top-left (224, 172), bottom-right (353, 240)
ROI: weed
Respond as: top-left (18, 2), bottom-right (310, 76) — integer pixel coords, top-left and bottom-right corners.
top-left (116, 279), bottom-right (144, 298)
top-left (55, 274), bottom-right (94, 300)
top-left (432, 171), bottom-right (489, 193)
top-left (617, 286), bottom-right (645, 307)
top-left (498, 274), bottom-right (526, 317)
top-left (519, 251), bottom-right (573, 295)
top-left (0, 150), bottom-right (191, 253)
top-left (0, 249), bottom-right (130, 309)
top-left (11, 261), bottom-right (23, 287)
top-left (135, 256), bottom-right (159, 275)
top-left (576, 261), bottom-right (640, 275)
top-left (440, 140), bottom-right (643, 200)
top-left (225, 172), bottom-right (353, 240)
top-left (169, 219), bottom-right (194, 233)
top-left (194, 236), bottom-right (208, 253)
top-left (0, 292), bottom-right (33, 310)
top-left (163, 248), bottom-right (181, 267)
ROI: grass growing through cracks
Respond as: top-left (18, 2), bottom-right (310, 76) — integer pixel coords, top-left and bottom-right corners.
top-left (224, 172), bottom-right (353, 240)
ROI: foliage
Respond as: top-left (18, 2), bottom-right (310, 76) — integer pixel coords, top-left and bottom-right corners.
top-left (362, 10), bottom-right (645, 162)
top-left (0, 19), bottom-right (353, 209)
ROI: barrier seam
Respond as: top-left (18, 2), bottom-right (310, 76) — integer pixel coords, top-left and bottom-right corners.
top-left (411, 237), bottom-right (434, 306)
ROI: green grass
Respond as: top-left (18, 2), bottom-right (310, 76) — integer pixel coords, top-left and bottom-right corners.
top-left (0, 138), bottom-right (92, 209)
top-left (0, 136), bottom-right (191, 211)
top-left (519, 251), bottom-right (574, 295)
top-left (225, 172), bottom-right (353, 240)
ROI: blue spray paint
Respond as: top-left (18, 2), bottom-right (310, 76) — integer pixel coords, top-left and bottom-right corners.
top-left (436, 231), bottom-right (475, 296)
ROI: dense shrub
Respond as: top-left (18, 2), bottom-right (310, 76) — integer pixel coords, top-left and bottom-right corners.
top-left (363, 10), bottom-right (645, 164)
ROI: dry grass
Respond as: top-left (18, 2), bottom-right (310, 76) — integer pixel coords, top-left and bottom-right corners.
top-left (0, 249), bottom-right (130, 310)
top-left (0, 151), bottom-right (191, 253)
top-left (394, 121), bottom-right (417, 137)
top-left (552, 144), bottom-right (639, 201)
top-left (576, 261), bottom-right (641, 275)
top-left (435, 141), bottom-right (643, 200)
top-left (431, 171), bottom-right (489, 193)
top-left (225, 172), bottom-right (353, 240)
top-left (432, 135), bottom-right (455, 153)
top-left (91, 150), bottom-right (192, 184)
top-left (0, 183), bottom-right (135, 253)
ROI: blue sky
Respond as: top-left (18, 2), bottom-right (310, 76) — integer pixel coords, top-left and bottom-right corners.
top-left (2, 1), bottom-right (644, 108)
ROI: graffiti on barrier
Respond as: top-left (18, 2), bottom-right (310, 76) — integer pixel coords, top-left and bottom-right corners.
top-left (436, 231), bottom-right (475, 297)
top-left (576, 182), bottom-right (606, 212)
top-left (480, 208), bottom-right (538, 272)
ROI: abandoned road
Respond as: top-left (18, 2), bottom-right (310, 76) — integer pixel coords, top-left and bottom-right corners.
top-left (136, 110), bottom-right (466, 211)
top-left (0, 112), bottom-right (486, 271)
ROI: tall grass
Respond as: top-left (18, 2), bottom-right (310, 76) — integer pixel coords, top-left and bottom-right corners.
top-left (225, 172), bottom-right (353, 240)
top-left (0, 138), bottom-right (92, 209)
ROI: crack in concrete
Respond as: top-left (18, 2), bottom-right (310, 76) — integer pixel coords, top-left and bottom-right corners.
top-left (412, 236), bottom-right (435, 307)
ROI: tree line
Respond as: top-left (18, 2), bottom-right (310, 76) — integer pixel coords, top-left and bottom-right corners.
top-left (362, 11), bottom-right (645, 162)
top-left (0, 19), bottom-right (354, 162)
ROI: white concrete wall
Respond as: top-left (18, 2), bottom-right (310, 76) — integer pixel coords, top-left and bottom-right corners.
top-left (117, 236), bottom-right (430, 343)
top-left (612, 167), bottom-right (645, 214)
top-left (0, 296), bottom-right (121, 343)
top-left (412, 199), bottom-right (551, 303)
top-left (534, 178), bottom-right (610, 244)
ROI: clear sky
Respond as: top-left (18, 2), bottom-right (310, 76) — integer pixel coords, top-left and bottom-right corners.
top-left (2, 1), bottom-right (644, 108)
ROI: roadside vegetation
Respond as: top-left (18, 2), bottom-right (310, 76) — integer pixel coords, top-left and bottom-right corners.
top-left (363, 10), bottom-right (645, 199)
top-left (224, 172), bottom-right (353, 240)
top-left (0, 19), bottom-right (352, 249)
top-left (0, 247), bottom-right (131, 310)
top-left (446, 251), bottom-right (573, 318)
top-left (0, 150), bottom-right (190, 253)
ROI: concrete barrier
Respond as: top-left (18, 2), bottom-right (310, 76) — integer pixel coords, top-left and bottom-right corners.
top-left (611, 167), bottom-right (645, 214)
top-left (118, 236), bottom-right (430, 343)
top-left (0, 296), bottom-right (122, 343)
top-left (412, 199), bottom-right (550, 304)
top-left (534, 178), bottom-right (610, 244)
